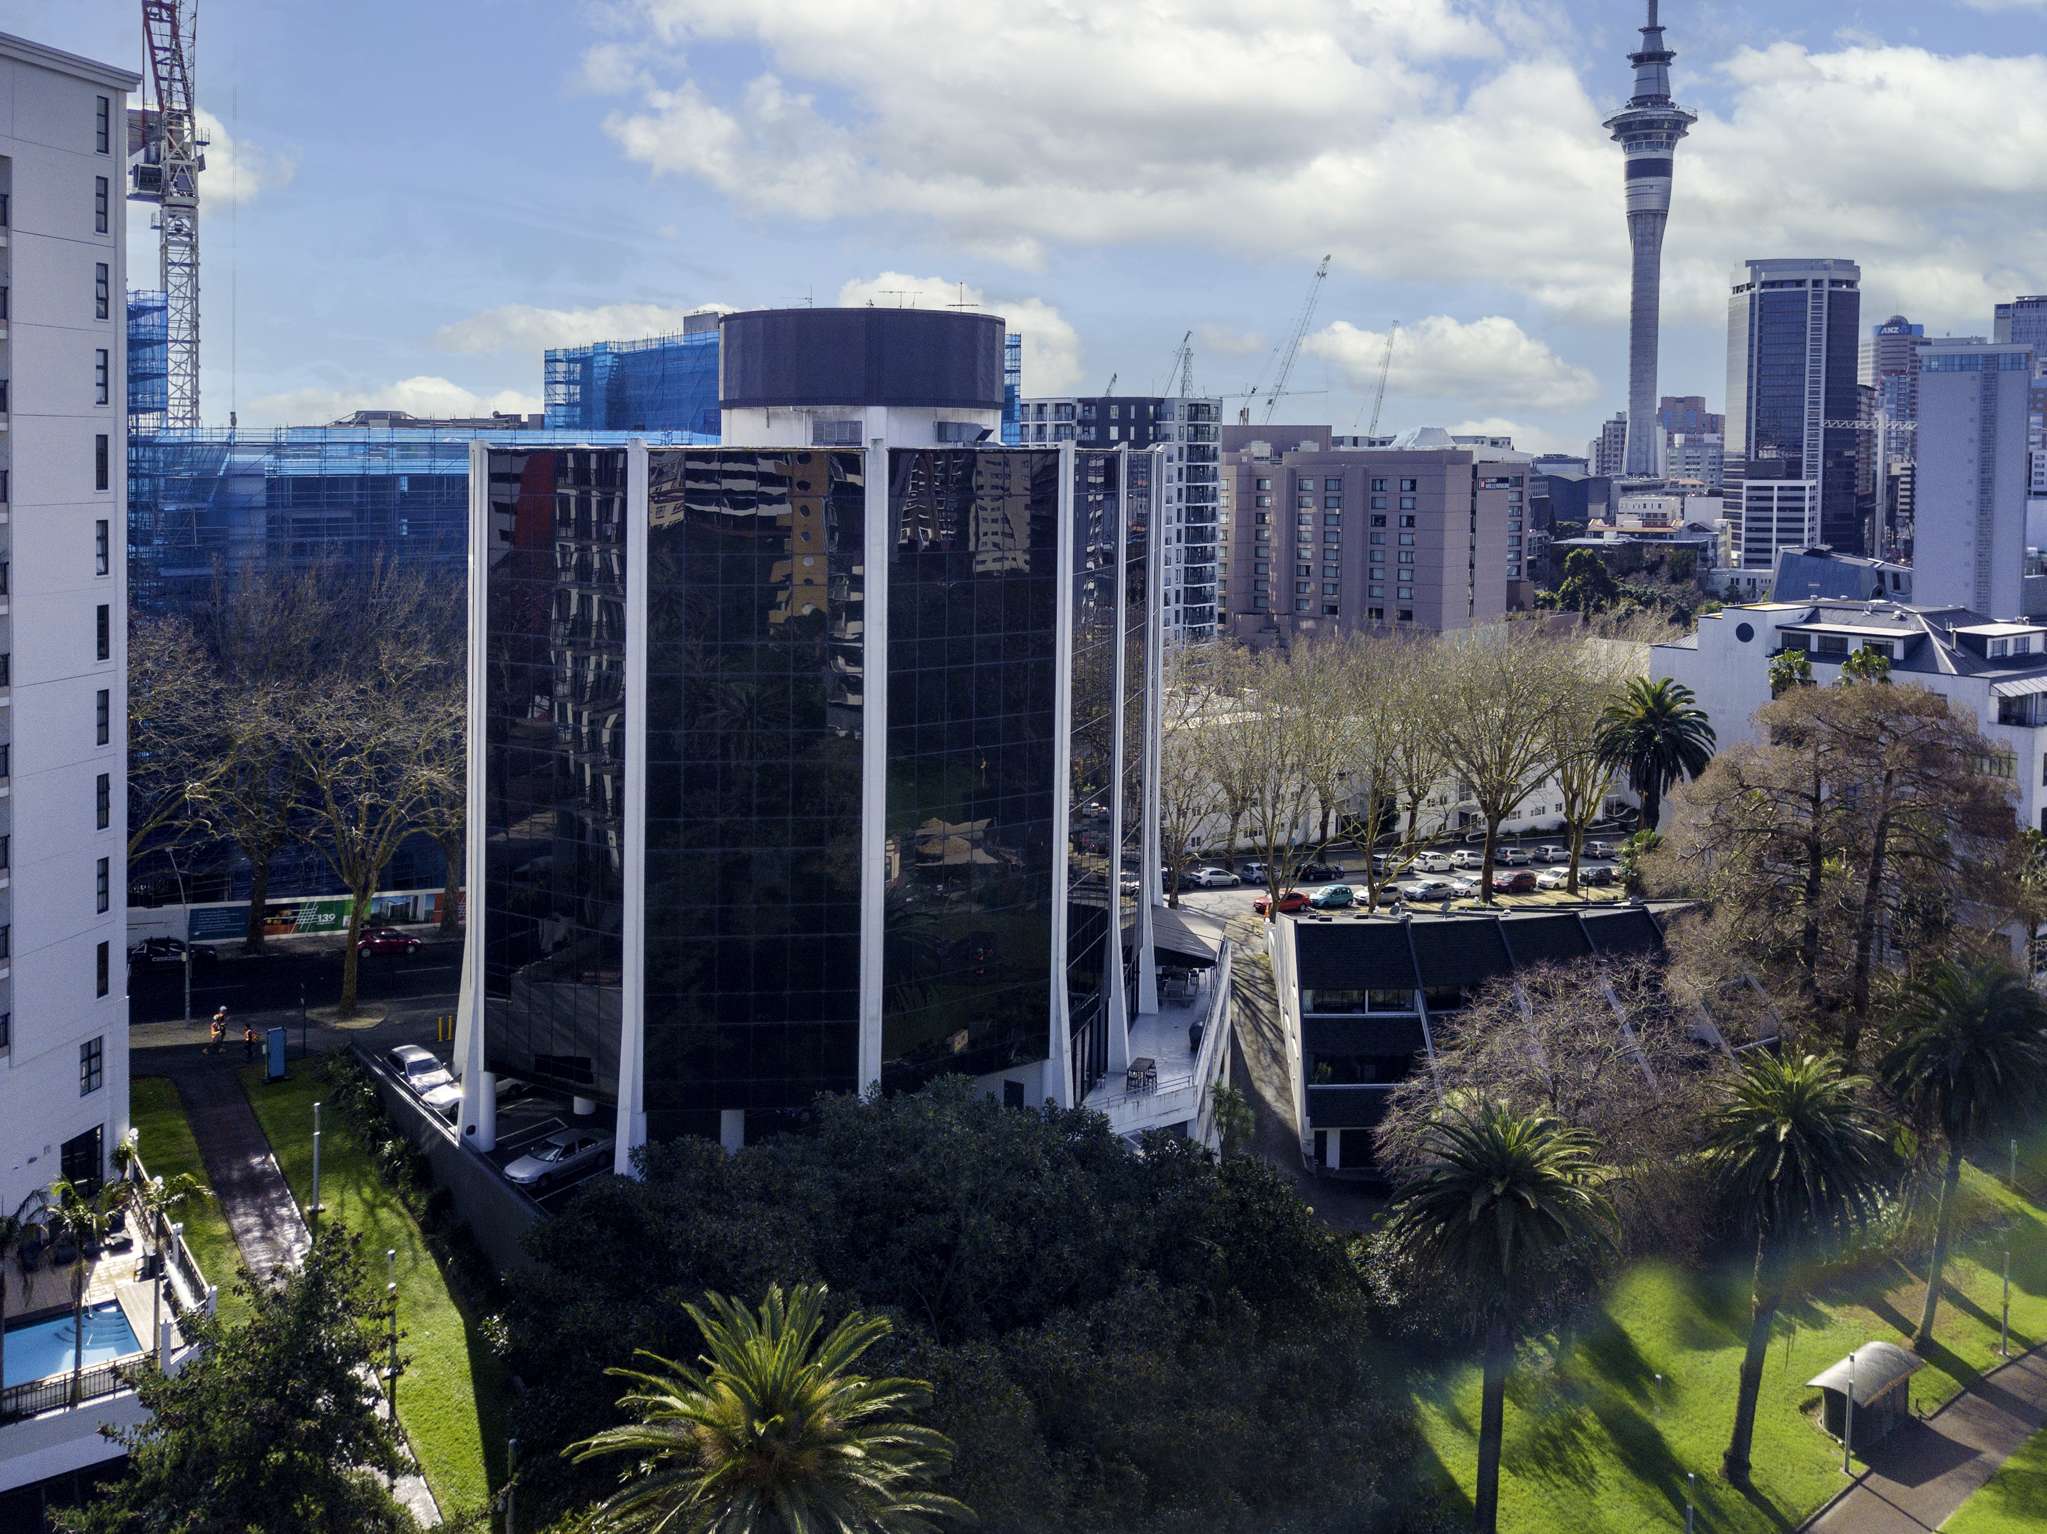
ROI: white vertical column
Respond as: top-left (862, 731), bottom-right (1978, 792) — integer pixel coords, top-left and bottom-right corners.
top-left (1050, 442), bottom-right (1080, 1103)
top-left (612, 441), bottom-right (651, 1174)
top-left (457, 442), bottom-right (496, 1150)
top-left (857, 442), bottom-right (889, 1095)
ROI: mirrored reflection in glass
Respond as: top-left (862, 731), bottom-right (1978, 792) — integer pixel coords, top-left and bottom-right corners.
top-left (1067, 450), bottom-right (1120, 1101)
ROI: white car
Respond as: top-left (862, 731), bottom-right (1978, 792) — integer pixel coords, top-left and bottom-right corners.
top-left (385, 1044), bottom-right (462, 1114)
top-left (1496, 845), bottom-right (1532, 867)
top-left (1535, 868), bottom-right (1572, 891)
top-left (1449, 848), bottom-right (1483, 870)
top-left (1412, 851), bottom-right (1453, 873)
top-left (1401, 878), bottom-right (1458, 902)
top-left (1447, 876), bottom-right (1480, 898)
top-left (1184, 866), bottom-right (1241, 889)
top-left (503, 1128), bottom-right (613, 1189)
top-left (1535, 844), bottom-right (1570, 864)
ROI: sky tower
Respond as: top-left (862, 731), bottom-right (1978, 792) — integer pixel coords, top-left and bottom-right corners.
top-left (1604, 0), bottom-right (1696, 479)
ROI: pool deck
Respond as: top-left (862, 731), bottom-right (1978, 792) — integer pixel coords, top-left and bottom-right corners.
top-left (3, 1254), bottom-right (184, 1389)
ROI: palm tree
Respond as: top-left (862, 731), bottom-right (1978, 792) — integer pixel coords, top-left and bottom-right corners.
top-left (567, 1281), bottom-right (973, 1534)
top-left (1880, 959), bottom-right (2047, 1350)
top-left (1593, 677), bottom-right (1716, 833)
top-left (1768, 649), bottom-right (1813, 698)
top-left (0, 1191), bottom-right (47, 1395)
top-left (1707, 1052), bottom-right (1891, 1484)
top-left (42, 1174), bottom-right (134, 1404)
top-left (1382, 1102), bottom-right (1617, 1534)
top-left (113, 1136), bottom-right (211, 1366)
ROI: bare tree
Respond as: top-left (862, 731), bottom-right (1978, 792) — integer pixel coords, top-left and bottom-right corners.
top-left (126, 616), bottom-right (230, 859)
top-left (1547, 639), bottom-right (1634, 894)
top-left (1427, 627), bottom-right (1575, 900)
top-left (1156, 651), bottom-right (1229, 907)
top-left (1234, 644), bottom-right (1350, 918)
top-left (1336, 635), bottom-right (1436, 908)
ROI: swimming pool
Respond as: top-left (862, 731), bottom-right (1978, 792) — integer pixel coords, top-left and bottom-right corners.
top-left (2, 1302), bottom-right (142, 1388)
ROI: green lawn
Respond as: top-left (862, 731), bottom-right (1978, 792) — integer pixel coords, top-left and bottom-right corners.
top-left (1944, 1424), bottom-right (2047, 1533)
top-left (237, 1063), bottom-right (507, 1517)
top-left (1415, 1145), bottom-right (2047, 1533)
top-left (127, 1076), bottom-right (247, 1323)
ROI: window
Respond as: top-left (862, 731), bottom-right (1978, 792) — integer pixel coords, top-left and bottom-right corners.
top-left (1370, 478), bottom-right (1387, 492)
top-left (1256, 478), bottom-right (1272, 491)
top-left (1400, 478), bottom-right (1418, 492)
top-left (96, 434), bottom-right (110, 491)
top-left (1370, 495), bottom-right (1388, 510)
top-left (94, 175), bottom-right (109, 233)
top-left (95, 262), bottom-right (109, 319)
top-left (0, 653), bottom-right (9, 687)
top-left (1323, 581), bottom-right (1340, 596)
top-left (1399, 514), bottom-right (1417, 528)
top-left (97, 772), bottom-right (111, 829)
top-left (95, 941), bottom-right (107, 997)
top-left (0, 1013), bottom-right (9, 1051)
top-left (1370, 531), bottom-right (1386, 545)
top-left (97, 688), bottom-right (110, 745)
top-left (81, 1036), bottom-right (104, 1096)
top-left (96, 856), bottom-right (110, 913)
top-left (95, 349), bottom-right (110, 404)
top-left (0, 833), bottom-right (8, 869)
top-left (1370, 514), bottom-right (1387, 527)
top-left (1368, 606), bottom-right (1385, 620)
top-left (1399, 496), bottom-right (1416, 511)
top-left (1399, 608), bottom-right (1415, 622)
top-left (96, 94), bottom-right (111, 152)
top-left (96, 519), bottom-right (109, 574)
top-left (1399, 550), bottom-right (1416, 564)
top-left (97, 603), bottom-right (111, 661)
top-left (1324, 494), bottom-right (1344, 508)
top-left (1399, 532), bottom-right (1415, 546)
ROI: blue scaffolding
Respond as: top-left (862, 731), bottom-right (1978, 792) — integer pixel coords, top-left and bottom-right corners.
top-left (544, 326), bottom-right (721, 435)
top-left (1003, 331), bottom-right (1023, 445)
top-left (128, 291), bottom-right (170, 435)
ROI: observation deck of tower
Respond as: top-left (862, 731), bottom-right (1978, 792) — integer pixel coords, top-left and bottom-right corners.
top-left (1604, 0), bottom-right (1697, 480)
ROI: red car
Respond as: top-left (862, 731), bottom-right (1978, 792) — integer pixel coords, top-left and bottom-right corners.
top-left (1252, 889), bottom-right (1311, 916)
top-left (357, 927), bottom-right (424, 957)
top-left (1488, 868), bottom-right (1539, 895)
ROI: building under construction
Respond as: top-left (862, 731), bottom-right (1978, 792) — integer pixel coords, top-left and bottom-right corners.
top-left (544, 315), bottom-right (722, 435)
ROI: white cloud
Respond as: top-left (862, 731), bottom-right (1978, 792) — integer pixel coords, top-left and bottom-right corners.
top-left (1306, 315), bottom-right (1598, 411)
top-left (1445, 417), bottom-right (1580, 455)
top-left (242, 376), bottom-right (542, 427)
top-left (194, 109), bottom-right (296, 206)
top-left (1196, 323), bottom-right (1268, 358)
top-left (836, 273), bottom-right (1083, 395)
top-left (433, 301), bottom-right (732, 355)
top-left (576, 41), bottom-right (656, 94)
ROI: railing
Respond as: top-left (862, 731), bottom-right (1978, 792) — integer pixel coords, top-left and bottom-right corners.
top-left (125, 1148), bottom-right (213, 1315)
top-left (0, 1359), bottom-right (128, 1424)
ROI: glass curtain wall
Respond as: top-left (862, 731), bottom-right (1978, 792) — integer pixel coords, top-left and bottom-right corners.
top-left (481, 448), bottom-right (629, 1099)
top-left (1121, 452), bottom-right (1154, 1005)
top-left (641, 449), bottom-right (868, 1140)
top-left (1066, 451), bottom-right (1119, 1102)
top-left (882, 448), bottom-right (1061, 1089)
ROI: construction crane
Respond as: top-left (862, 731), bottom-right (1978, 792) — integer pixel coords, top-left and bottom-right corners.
top-left (131, 0), bottom-right (205, 430)
top-left (1103, 371), bottom-right (1118, 395)
top-left (1259, 254), bottom-right (1330, 424)
top-left (1352, 322), bottom-right (1400, 438)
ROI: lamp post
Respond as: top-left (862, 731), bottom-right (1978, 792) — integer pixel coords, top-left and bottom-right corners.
top-left (310, 1102), bottom-right (324, 1232)
top-left (506, 1437), bottom-right (519, 1534)
top-left (300, 984), bottom-right (309, 1059)
top-left (1685, 1470), bottom-right (1695, 1533)
top-left (1843, 1350), bottom-right (1857, 1475)
top-left (386, 1248), bottom-right (399, 1489)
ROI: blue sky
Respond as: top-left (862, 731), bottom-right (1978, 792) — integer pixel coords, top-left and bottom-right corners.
top-left (10, 0), bottom-right (2045, 452)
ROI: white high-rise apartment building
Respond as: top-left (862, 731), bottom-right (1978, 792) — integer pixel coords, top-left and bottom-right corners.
top-left (1914, 339), bottom-right (2037, 618)
top-left (0, 34), bottom-right (136, 1234)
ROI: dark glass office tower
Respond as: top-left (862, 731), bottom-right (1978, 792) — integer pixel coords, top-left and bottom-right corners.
top-left (1065, 450), bottom-right (1122, 1102)
top-left (1725, 259), bottom-right (1864, 553)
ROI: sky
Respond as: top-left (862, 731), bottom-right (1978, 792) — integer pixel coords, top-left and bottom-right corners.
top-left (9, 0), bottom-right (2046, 454)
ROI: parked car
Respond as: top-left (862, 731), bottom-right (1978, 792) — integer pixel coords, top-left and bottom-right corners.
top-left (1402, 878), bottom-right (1457, 902)
top-left (1535, 844), bottom-right (1570, 864)
top-left (1580, 864), bottom-right (1617, 887)
top-left (1237, 860), bottom-right (1270, 883)
top-left (1309, 884), bottom-right (1356, 910)
top-left (1119, 875), bottom-right (1141, 898)
top-left (1489, 868), bottom-right (1539, 894)
top-left (1412, 851), bottom-right (1453, 873)
top-left (1496, 845), bottom-right (1532, 867)
top-left (1535, 868), bottom-right (1572, 891)
top-left (1185, 865), bottom-right (1241, 889)
top-left (127, 937), bottom-right (219, 968)
top-left (503, 1128), bottom-right (613, 1189)
top-left (1449, 848), bottom-right (1484, 869)
top-left (385, 1044), bottom-right (462, 1113)
top-left (1447, 877), bottom-right (1480, 898)
top-left (1586, 839), bottom-right (1619, 859)
top-left (358, 927), bottom-right (424, 957)
top-left (1297, 860), bottom-right (1344, 883)
top-left (1253, 889), bottom-right (1311, 916)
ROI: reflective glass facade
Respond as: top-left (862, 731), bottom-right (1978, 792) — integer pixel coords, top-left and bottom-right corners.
top-left (1066, 451), bottom-right (1120, 1101)
top-left (1121, 451), bottom-right (1153, 1004)
top-left (481, 448), bottom-right (629, 1099)
top-left (641, 449), bottom-right (868, 1138)
top-left (881, 448), bottom-right (1061, 1090)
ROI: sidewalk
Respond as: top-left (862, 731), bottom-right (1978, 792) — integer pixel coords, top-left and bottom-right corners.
top-left (1803, 1346), bottom-right (2047, 1533)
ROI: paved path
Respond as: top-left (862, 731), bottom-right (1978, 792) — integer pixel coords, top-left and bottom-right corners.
top-left (153, 1058), bottom-right (442, 1526)
top-left (1803, 1347), bottom-right (2047, 1533)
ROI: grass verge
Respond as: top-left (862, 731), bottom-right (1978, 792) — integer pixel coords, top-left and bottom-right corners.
top-left (237, 1061), bottom-right (506, 1516)
top-left (1414, 1142), bottom-right (2047, 1533)
top-left (1945, 1422), bottom-right (2047, 1533)
top-left (127, 1076), bottom-right (247, 1324)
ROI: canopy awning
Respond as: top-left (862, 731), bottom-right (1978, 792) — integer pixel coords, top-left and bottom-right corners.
top-left (1992, 674), bottom-right (2047, 699)
top-left (1806, 1341), bottom-right (1923, 1405)
top-left (1151, 903), bottom-right (1220, 969)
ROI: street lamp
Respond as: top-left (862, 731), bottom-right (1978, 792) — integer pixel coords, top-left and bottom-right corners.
top-left (1685, 1470), bottom-right (1695, 1533)
top-left (310, 1102), bottom-right (324, 1231)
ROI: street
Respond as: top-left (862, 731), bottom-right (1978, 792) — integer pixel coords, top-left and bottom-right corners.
top-left (127, 935), bottom-right (464, 1026)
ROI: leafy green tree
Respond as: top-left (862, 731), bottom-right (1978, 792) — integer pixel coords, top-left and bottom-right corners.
top-left (1880, 959), bottom-right (2047, 1348)
top-left (1767, 649), bottom-right (1813, 698)
top-left (1553, 549), bottom-right (1621, 615)
top-left (568, 1283), bottom-right (970, 1534)
top-left (1594, 676), bottom-right (1716, 833)
top-left (1382, 1102), bottom-right (1616, 1533)
top-left (40, 1175), bottom-right (132, 1405)
top-left (1211, 1083), bottom-right (1255, 1159)
top-left (114, 1135), bottom-right (211, 1365)
top-left (1706, 1053), bottom-right (1891, 1484)
top-left (1839, 647), bottom-right (1892, 686)
top-left (56, 1227), bottom-right (416, 1534)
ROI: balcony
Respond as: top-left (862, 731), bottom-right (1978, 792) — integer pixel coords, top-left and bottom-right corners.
top-left (1084, 938), bottom-right (1234, 1139)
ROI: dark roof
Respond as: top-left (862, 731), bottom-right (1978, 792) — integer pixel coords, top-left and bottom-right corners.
top-left (1498, 913), bottom-right (1594, 967)
top-left (1151, 905), bottom-right (1219, 969)
top-left (1307, 1018), bottom-right (1428, 1055)
top-left (1407, 917), bottom-right (1512, 990)
top-left (1294, 921), bottom-right (1417, 990)
top-left (1582, 907), bottom-right (1665, 955)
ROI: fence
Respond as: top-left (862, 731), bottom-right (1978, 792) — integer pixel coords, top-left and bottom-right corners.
top-left (0, 1359), bottom-right (126, 1425)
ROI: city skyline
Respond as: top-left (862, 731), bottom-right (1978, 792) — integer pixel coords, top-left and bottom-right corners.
top-left (10, 0), bottom-right (2045, 455)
